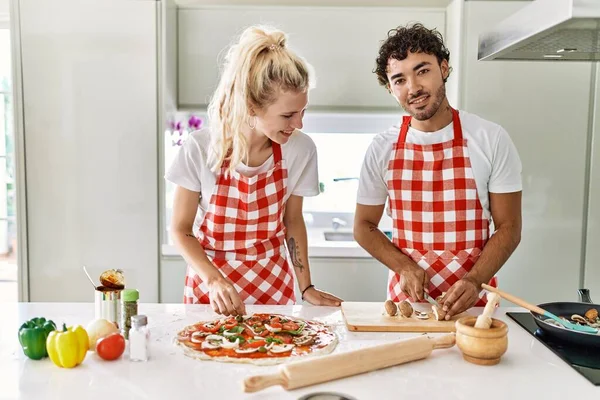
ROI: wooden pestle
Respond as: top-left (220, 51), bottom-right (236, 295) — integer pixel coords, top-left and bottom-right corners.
top-left (474, 292), bottom-right (501, 329)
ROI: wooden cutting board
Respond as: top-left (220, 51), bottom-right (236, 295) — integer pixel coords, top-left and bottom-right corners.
top-left (341, 301), bottom-right (467, 332)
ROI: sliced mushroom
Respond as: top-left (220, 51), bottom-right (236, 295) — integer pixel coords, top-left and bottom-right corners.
top-left (270, 344), bottom-right (295, 353)
top-left (190, 331), bottom-right (211, 343)
top-left (571, 314), bottom-right (588, 325)
top-left (293, 335), bottom-right (315, 346)
top-left (432, 305), bottom-right (446, 321)
top-left (414, 311), bottom-right (429, 320)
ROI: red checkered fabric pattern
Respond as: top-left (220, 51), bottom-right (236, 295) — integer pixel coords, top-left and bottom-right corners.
top-left (385, 109), bottom-right (496, 306)
top-left (183, 143), bottom-right (296, 305)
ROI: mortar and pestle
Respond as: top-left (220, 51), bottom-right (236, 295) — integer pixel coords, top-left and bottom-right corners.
top-left (455, 291), bottom-right (508, 365)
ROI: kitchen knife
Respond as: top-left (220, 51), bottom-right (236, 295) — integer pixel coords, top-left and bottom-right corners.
top-left (424, 292), bottom-right (441, 308)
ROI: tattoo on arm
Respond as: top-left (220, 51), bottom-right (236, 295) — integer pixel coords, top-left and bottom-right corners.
top-left (287, 237), bottom-right (304, 271)
top-left (368, 224), bottom-right (379, 233)
top-left (185, 233), bottom-right (196, 238)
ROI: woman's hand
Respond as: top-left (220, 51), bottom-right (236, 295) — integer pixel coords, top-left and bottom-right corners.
top-left (207, 276), bottom-right (246, 316)
top-left (302, 287), bottom-right (343, 307)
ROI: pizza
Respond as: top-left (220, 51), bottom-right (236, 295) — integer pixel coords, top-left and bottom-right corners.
top-left (174, 313), bottom-right (338, 365)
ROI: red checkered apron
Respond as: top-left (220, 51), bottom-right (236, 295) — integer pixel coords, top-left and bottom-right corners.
top-left (386, 109), bottom-right (497, 306)
top-left (183, 142), bottom-right (296, 305)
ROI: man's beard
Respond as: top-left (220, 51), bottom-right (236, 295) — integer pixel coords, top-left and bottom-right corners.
top-left (402, 83), bottom-right (446, 121)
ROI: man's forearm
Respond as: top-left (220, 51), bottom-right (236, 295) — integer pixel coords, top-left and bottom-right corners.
top-left (354, 220), bottom-right (412, 274)
top-left (465, 224), bottom-right (521, 287)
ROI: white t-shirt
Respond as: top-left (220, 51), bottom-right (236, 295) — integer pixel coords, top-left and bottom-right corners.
top-left (357, 110), bottom-right (522, 220)
top-left (165, 128), bottom-right (319, 222)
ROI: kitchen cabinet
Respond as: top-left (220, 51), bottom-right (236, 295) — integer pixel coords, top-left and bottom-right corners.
top-left (13, 0), bottom-right (161, 301)
top-left (461, 1), bottom-right (593, 303)
top-left (177, 6), bottom-right (445, 110)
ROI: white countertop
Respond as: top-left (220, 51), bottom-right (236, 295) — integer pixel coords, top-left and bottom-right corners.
top-left (1, 303), bottom-right (598, 399)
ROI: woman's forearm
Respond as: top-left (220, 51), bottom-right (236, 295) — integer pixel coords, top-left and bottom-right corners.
top-left (172, 230), bottom-right (223, 284)
top-left (284, 218), bottom-right (313, 293)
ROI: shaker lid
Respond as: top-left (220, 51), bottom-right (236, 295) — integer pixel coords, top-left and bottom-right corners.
top-left (131, 315), bottom-right (148, 327)
top-left (122, 289), bottom-right (139, 302)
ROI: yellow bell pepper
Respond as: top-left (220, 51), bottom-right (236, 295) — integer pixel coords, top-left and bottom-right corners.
top-left (46, 324), bottom-right (89, 368)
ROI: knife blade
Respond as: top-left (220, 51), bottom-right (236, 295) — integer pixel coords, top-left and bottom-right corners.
top-left (424, 293), bottom-right (441, 308)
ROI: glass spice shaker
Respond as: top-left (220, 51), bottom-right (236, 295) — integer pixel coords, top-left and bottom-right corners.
top-left (120, 289), bottom-right (139, 340)
top-left (129, 315), bottom-right (150, 362)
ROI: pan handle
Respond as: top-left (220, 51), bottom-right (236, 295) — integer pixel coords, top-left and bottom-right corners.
top-left (578, 289), bottom-right (593, 304)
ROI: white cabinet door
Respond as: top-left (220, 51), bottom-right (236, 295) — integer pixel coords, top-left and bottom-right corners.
top-left (584, 63), bottom-right (600, 300)
top-left (178, 6), bottom-right (445, 111)
top-left (462, 1), bottom-right (592, 303)
top-left (17, 0), bottom-right (159, 301)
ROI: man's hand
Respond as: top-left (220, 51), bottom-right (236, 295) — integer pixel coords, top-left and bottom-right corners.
top-left (440, 277), bottom-right (480, 319)
top-left (399, 262), bottom-right (430, 302)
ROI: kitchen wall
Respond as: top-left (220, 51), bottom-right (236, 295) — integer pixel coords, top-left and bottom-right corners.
top-left (461, 0), bottom-right (594, 303)
top-left (12, 0), bottom-right (599, 304)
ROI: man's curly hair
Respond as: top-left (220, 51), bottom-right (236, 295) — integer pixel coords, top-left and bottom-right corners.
top-left (374, 23), bottom-right (451, 87)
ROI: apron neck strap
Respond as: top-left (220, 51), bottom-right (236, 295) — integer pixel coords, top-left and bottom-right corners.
top-left (272, 141), bottom-right (282, 163)
top-left (398, 108), bottom-right (462, 143)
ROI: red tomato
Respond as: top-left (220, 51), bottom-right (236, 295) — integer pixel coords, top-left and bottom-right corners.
top-left (270, 321), bottom-right (283, 329)
top-left (198, 322), bottom-right (222, 333)
top-left (282, 322), bottom-right (299, 331)
top-left (96, 332), bottom-right (126, 361)
top-left (246, 340), bottom-right (266, 348)
top-left (224, 321), bottom-right (238, 330)
top-left (275, 334), bottom-right (293, 344)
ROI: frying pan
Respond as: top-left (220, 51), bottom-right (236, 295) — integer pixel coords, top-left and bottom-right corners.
top-left (531, 298), bottom-right (600, 348)
top-left (483, 285), bottom-right (600, 347)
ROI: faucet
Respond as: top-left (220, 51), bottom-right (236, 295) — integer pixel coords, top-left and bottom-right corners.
top-left (331, 217), bottom-right (347, 230)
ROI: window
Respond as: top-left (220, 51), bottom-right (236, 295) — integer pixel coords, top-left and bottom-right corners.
top-left (0, 25), bottom-right (18, 302)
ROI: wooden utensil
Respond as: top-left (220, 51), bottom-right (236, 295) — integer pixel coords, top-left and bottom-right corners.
top-left (341, 302), bottom-right (466, 332)
top-left (242, 334), bottom-right (455, 393)
top-left (481, 284), bottom-right (598, 334)
top-left (474, 292), bottom-right (501, 329)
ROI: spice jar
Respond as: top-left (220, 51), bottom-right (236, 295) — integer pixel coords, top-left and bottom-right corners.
top-left (120, 289), bottom-right (139, 340)
top-left (129, 315), bottom-right (149, 362)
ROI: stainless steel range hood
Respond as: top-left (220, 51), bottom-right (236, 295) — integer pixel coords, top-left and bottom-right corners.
top-left (478, 0), bottom-right (600, 61)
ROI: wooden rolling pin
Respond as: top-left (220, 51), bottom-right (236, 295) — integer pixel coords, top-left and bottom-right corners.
top-left (474, 292), bottom-right (501, 329)
top-left (242, 333), bottom-right (455, 393)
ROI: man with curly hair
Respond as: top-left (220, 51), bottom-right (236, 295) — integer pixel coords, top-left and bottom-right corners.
top-left (354, 23), bottom-right (522, 319)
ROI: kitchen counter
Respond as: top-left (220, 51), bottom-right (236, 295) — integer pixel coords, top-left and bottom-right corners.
top-left (1, 303), bottom-right (598, 399)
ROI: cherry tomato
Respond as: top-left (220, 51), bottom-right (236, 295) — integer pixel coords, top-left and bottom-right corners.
top-left (96, 332), bottom-right (126, 361)
top-left (246, 340), bottom-right (266, 348)
top-left (282, 322), bottom-right (299, 331)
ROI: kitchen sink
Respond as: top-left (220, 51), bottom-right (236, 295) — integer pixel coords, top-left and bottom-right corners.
top-left (323, 231), bottom-right (355, 242)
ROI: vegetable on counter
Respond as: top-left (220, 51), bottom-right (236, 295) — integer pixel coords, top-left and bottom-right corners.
top-left (86, 318), bottom-right (119, 351)
top-left (18, 317), bottom-right (57, 360)
top-left (47, 324), bottom-right (89, 368)
top-left (96, 332), bottom-right (125, 361)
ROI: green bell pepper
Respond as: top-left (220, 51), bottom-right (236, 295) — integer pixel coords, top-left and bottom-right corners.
top-left (18, 317), bottom-right (57, 360)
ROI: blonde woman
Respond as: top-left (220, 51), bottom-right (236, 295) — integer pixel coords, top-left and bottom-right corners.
top-left (166, 26), bottom-right (343, 315)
